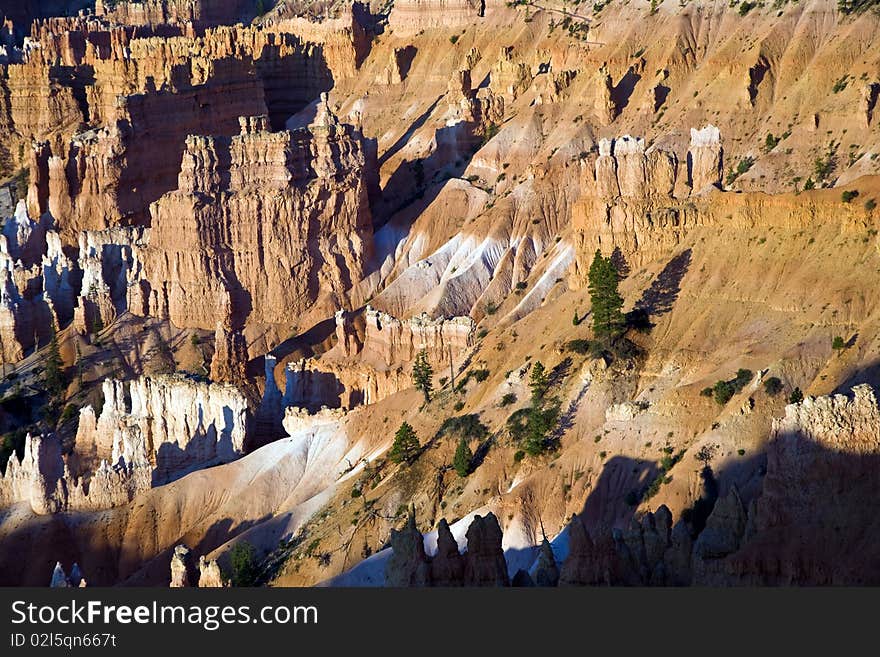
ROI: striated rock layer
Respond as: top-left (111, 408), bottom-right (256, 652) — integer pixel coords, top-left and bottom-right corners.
top-left (139, 101), bottom-right (376, 344)
top-left (0, 373), bottom-right (248, 515)
top-left (74, 374), bottom-right (248, 486)
top-left (8, 21), bottom-right (342, 237)
top-left (261, 306), bottom-right (475, 414)
top-left (378, 385), bottom-right (880, 586)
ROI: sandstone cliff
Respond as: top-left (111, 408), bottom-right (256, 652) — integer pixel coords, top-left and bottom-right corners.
top-left (140, 102), bottom-right (376, 349)
top-left (74, 374), bottom-right (248, 485)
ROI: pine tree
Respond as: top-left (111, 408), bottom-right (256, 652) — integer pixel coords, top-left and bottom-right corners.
top-left (412, 349), bottom-right (434, 404)
top-left (230, 541), bottom-right (257, 587)
top-left (529, 361), bottom-right (549, 404)
top-left (44, 323), bottom-right (64, 399)
top-left (587, 249), bottom-right (625, 340)
top-left (453, 436), bottom-right (473, 477)
top-left (389, 422), bottom-right (420, 464)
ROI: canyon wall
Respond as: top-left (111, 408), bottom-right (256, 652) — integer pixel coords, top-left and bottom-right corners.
top-left (0, 199), bottom-right (149, 361)
top-left (570, 124), bottom-right (876, 273)
top-left (382, 385), bottom-right (880, 586)
top-left (140, 100), bottom-right (376, 341)
top-left (6, 20), bottom-right (341, 236)
top-left (94, 0), bottom-right (258, 28)
top-left (388, 0), bottom-right (497, 34)
top-left (0, 373), bottom-right (248, 515)
top-left (261, 306), bottom-right (475, 414)
top-left (74, 374), bottom-right (248, 485)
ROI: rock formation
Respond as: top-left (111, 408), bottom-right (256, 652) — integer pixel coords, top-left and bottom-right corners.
top-left (687, 125), bottom-right (723, 193)
top-left (385, 511), bottom-right (510, 587)
top-left (430, 519), bottom-right (465, 586)
top-left (462, 513), bottom-right (509, 586)
top-left (533, 538), bottom-right (559, 587)
top-left (198, 555), bottom-right (227, 587)
top-left (388, 0), bottom-right (489, 33)
top-left (384, 509), bottom-right (431, 587)
top-left (74, 374), bottom-right (248, 485)
top-left (0, 433), bottom-right (65, 514)
top-left (0, 373), bottom-right (247, 515)
top-left (6, 20), bottom-right (341, 236)
top-left (593, 136), bottom-right (677, 200)
top-left (74, 226), bottom-right (149, 333)
top-left (719, 385), bottom-right (880, 584)
top-left (169, 544), bottom-right (226, 587)
top-left (50, 562), bottom-right (86, 587)
top-left (593, 64), bottom-right (616, 126)
top-left (140, 103), bottom-right (376, 341)
top-left (0, 199), bottom-right (151, 361)
top-left (169, 544), bottom-right (193, 587)
top-left (0, 431), bottom-right (152, 514)
top-left (260, 307), bottom-right (475, 414)
top-left (95, 0), bottom-right (258, 28)
top-left (491, 47), bottom-right (532, 100)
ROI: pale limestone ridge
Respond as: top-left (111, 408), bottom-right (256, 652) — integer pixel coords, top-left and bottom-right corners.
top-left (75, 374), bottom-right (248, 486)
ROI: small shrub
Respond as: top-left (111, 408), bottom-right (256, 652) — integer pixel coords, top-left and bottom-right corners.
top-left (711, 369), bottom-right (753, 405)
top-left (472, 368), bottom-right (490, 382)
top-left (437, 414), bottom-right (488, 441)
top-left (58, 404), bottom-right (77, 425)
top-left (841, 190), bottom-right (859, 203)
top-left (713, 380), bottom-right (736, 405)
top-left (453, 400), bottom-right (464, 412)
top-left (789, 387), bottom-right (804, 404)
top-left (566, 339), bottom-right (592, 355)
top-left (500, 392), bottom-right (517, 407)
top-left (762, 376), bottom-right (783, 396)
top-left (513, 450), bottom-right (526, 463)
top-left (865, 198), bottom-right (877, 212)
top-left (736, 157), bottom-right (755, 175)
top-left (832, 335), bottom-right (846, 351)
top-left (814, 148), bottom-right (837, 180)
top-left (695, 444), bottom-right (718, 467)
top-left (449, 35), bottom-right (459, 45)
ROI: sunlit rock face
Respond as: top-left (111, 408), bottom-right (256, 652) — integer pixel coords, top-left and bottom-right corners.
top-left (74, 374), bottom-right (248, 486)
top-left (140, 101), bottom-right (377, 345)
